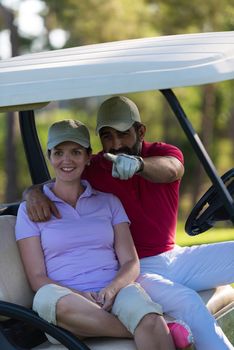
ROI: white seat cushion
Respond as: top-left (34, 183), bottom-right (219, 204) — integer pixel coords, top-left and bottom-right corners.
top-left (0, 215), bottom-right (33, 311)
top-left (199, 285), bottom-right (234, 316)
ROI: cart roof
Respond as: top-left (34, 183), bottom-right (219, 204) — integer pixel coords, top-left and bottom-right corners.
top-left (1, 31), bottom-right (234, 110)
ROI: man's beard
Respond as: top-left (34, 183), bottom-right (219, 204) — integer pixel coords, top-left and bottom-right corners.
top-left (108, 139), bottom-right (141, 156)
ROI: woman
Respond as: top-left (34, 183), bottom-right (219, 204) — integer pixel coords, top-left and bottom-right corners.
top-left (15, 119), bottom-right (192, 350)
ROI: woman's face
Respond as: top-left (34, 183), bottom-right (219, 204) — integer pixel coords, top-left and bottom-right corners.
top-left (49, 141), bottom-right (90, 183)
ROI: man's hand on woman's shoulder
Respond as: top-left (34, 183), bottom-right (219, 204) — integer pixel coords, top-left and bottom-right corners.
top-left (25, 186), bottom-right (61, 222)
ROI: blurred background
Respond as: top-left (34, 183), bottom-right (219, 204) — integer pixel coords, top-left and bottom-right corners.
top-left (0, 0), bottom-right (234, 242)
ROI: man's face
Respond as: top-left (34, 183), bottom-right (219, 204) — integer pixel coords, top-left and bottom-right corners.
top-left (99, 125), bottom-right (145, 155)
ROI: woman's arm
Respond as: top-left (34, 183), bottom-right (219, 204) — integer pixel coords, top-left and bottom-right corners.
top-left (97, 222), bottom-right (139, 310)
top-left (18, 236), bottom-right (99, 304)
top-left (17, 236), bottom-right (53, 292)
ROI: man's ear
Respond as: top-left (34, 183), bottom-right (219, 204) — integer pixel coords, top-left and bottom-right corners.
top-left (138, 124), bottom-right (146, 141)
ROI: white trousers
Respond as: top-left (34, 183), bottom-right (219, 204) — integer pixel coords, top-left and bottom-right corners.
top-left (138, 241), bottom-right (234, 350)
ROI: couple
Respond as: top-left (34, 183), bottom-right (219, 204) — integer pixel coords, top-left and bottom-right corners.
top-left (18, 96), bottom-right (234, 349)
top-left (16, 118), bottom-right (193, 350)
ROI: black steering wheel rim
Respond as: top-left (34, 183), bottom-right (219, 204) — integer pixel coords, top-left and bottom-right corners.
top-left (185, 168), bottom-right (234, 236)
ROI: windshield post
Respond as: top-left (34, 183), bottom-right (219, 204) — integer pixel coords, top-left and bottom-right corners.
top-left (19, 110), bottom-right (50, 184)
top-left (161, 89), bottom-right (234, 224)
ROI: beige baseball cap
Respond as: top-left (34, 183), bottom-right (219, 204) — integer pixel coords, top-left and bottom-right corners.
top-left (47, 119), bottom-right (90, 150)
top-left (96, 96), bottom-right (141, 134)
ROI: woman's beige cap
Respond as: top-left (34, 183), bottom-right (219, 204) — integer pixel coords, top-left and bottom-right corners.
top-left (96, 96), bottom-right (141, 134)
top-left (47, 119), bottom-right (90, 150)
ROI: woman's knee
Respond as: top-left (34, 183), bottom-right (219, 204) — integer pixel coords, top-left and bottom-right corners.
top-left (33, 284), bottom-right (72, 325)
top-left (113, 282), bottom-right (162, 313)
top-left (56, 294), bottom-right (73, 319)
top-left (112, 283), bottom-right (163, 334)
top-left (136, 314), bottom-right (166, 334)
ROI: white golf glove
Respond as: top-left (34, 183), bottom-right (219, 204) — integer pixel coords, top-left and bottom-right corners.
top-left (104, 153), bottom-right (144, 180)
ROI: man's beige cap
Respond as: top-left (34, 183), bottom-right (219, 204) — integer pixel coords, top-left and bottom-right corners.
top-left (96, 96), bottom-right (141, 134)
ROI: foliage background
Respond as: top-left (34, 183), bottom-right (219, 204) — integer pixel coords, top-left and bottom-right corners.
top-left (0, 0), bottom-right (234, 240)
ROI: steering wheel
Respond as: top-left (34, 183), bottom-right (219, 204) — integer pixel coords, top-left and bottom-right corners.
top-left (185, 168), bottom-right (234, 236)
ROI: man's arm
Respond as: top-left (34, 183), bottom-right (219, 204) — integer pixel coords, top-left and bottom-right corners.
top-left (104, 153), bottom-right (184, 183)
top-left (139, 155), bottom-right (184, 183)
top-left (23, 182), bottom-right (61, 222)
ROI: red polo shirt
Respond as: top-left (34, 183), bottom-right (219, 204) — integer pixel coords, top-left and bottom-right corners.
top-left (83, 141), bottom-right (184, 259)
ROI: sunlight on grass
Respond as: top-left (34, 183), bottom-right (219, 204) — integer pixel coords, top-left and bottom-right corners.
top-left (176, 223), bottom-right (234, 246)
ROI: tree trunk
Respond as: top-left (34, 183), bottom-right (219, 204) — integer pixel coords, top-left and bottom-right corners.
top-left (0, 5), bottom-right (19, 202)
top-left (161, 99), bottom-right (174, 143)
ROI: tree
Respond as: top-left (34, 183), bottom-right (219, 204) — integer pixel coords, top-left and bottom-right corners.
top-left (1, 0), bottom-right (234, 214)
top-left (41, 0), bottom-right (154, 46)
top-left (146, 0), bottom-right (234, 208)
top-left (0, 4), bottom-right (19, 202)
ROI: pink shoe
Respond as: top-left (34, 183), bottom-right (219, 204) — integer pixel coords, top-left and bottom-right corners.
top-left (167, 320), bottom-right (194, 349)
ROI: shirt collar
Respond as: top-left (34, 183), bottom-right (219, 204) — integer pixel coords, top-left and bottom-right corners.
top-left (43, 179), bottom-right (98, 202)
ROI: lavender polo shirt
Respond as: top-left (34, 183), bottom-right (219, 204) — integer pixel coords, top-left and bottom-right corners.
top-left (15, 180), bottom-right (130, 292)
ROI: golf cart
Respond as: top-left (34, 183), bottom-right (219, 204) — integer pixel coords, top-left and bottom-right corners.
top-left (0, 31), bottom-right (234, 349)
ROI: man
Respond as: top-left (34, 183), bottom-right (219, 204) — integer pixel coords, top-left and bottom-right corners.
top-left (26, 96), bottom-right (234, 350)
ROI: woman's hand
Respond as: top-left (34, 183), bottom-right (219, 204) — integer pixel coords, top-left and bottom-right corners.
top-left (96, 286), bottom-right (118, 311)
top-left (79, 291), bottom-right (99, 305)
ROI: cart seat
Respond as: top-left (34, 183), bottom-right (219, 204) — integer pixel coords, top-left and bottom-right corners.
top-left (0, 215), bottom-right (233, 349)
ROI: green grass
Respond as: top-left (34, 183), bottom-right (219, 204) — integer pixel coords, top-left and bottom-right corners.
top-left (176, 222), bottom-right (234, 246)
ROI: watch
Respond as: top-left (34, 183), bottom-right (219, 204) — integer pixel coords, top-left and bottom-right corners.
top-left (135, 156), bottom-right (144, 173)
